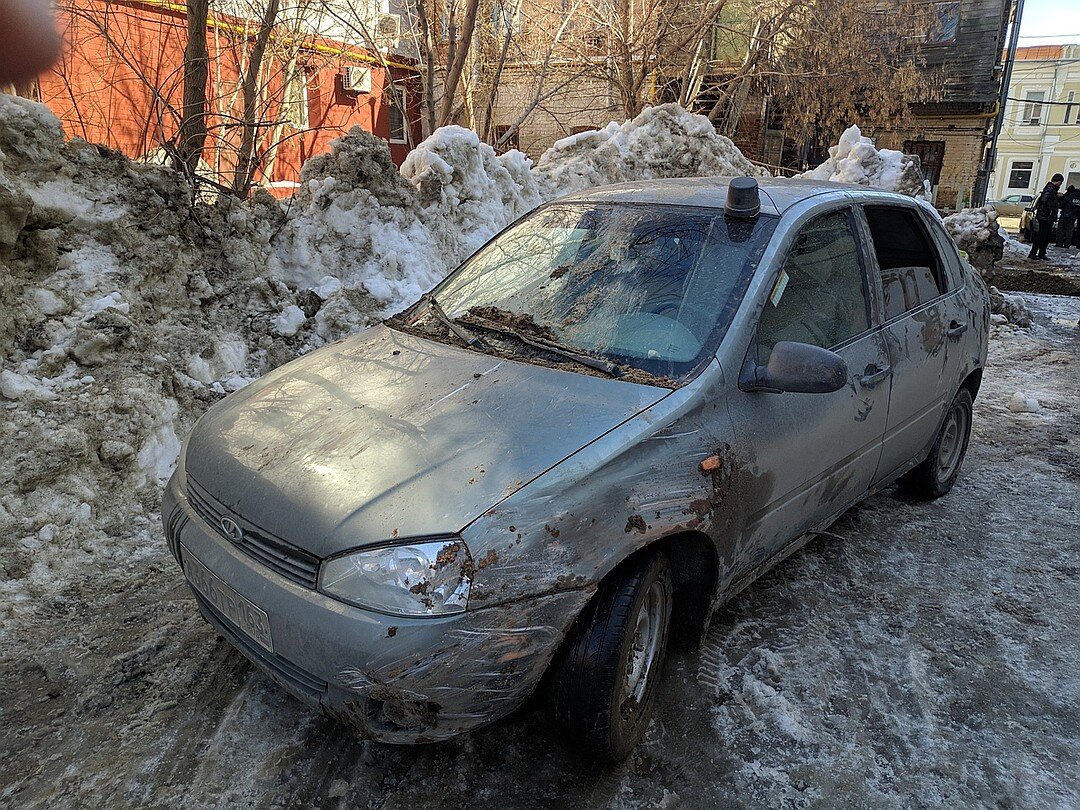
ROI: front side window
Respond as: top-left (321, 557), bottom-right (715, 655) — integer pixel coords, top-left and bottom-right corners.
top-left (756, 210), bottom-right (870, 361)
top-left (402, 202), bottom-right (778, 382)
top-left (864, 206), bottom-right (947, 320)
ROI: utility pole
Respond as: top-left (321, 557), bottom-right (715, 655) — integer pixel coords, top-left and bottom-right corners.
top-left (973, 0), bottom-right (1025, 206)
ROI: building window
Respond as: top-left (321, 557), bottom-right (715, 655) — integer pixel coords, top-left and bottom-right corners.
top-left (1065, 91), bottom-right (1076, 125)
top-left (282, 67), bottom-right (309, 130)
top-left (1021, 91), bottom-right (1045, 126)
top-left (926, 1), bottom-right (960, 44)
top-left (389, 88), bottom-right (407, 143)
top-left (1008, 161), bottom-right (1034, 189)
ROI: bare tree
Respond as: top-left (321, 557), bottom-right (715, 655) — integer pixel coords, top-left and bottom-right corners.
top-left (176, 0), bottom-right (211, 180)
top-left (558, 0), bottom-right (728, 119)
top-left (681, 0), bottom-right (941, 143)
top-left (231, 0), bottom-right (281, 195)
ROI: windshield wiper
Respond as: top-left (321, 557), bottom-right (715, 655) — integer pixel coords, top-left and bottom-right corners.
top-left (459, 314), bottom-right (621, 378)
top-left (421, 294), bottom-right (491, 351)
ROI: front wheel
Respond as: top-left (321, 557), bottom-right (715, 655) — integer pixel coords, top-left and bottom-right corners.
top-left (901, 387), bottom-right (973, 499)
top-left (551, 553), bottom-right (672, 763)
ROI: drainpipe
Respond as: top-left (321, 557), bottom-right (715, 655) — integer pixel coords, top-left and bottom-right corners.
top-left (973, 0), bottom-right (1025, 206)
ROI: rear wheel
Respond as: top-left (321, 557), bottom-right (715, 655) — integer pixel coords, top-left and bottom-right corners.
top-left (551, 553), bottom-right (672, 763)
top-left (901, 387), bottom-right (973, 499)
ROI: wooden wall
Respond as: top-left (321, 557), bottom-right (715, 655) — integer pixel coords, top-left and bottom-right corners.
top-left (917, 0), bottom-right (1011, 108)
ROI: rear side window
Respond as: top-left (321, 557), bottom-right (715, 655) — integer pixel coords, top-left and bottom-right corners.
top-left (864, 206), bottom-right (947, 320)
top-left (756, 209), bottom-right (871, 360)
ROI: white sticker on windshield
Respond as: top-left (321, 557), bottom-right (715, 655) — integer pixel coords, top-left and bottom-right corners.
top-left (769, 271), bottom-right (789, 307)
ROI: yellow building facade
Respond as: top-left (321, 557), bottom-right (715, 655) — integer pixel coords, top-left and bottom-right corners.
top-left (991, 44), bottom-right (1080, 200)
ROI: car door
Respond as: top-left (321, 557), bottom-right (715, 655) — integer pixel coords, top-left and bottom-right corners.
top-left (727, 206), bottom-right (891, 570)
top-left (855, 203), bottom-right (965, 482)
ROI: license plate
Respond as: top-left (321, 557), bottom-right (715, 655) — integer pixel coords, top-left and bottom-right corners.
top-left (183, 546), bottom-right (274, 653)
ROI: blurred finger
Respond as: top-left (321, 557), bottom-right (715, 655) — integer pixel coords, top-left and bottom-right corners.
top-left (0, 0), bottom-right (61, 84)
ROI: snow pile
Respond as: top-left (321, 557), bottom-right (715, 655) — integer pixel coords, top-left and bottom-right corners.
top-left (268, 106), bottom-right (763, 319)
top-left (1006, 391), bottom-right (1041, 413)
top-left (533, 103), bottom-right (764, 198)
top-left (0, 94), bottom-right (315, 613)
top-left (401, 125), bottom-right (542, 258)
top-left (988, 285), bottom-right (1033, 328)
top-left (267, 126), bottom-right (544, 329)
top-left (1002, 230), bottom-right (1029, 258)
top-left (799, 125), bottom-right (927, 197)
top-left (942, 206), bottom-right (1005, 271)
top-left (266, 127), bottom-right (431, 334)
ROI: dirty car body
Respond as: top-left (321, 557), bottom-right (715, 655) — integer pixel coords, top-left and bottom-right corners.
top-left (162, 177), bottom-right (989, 745)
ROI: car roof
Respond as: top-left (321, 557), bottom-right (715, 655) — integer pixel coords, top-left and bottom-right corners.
top-left (556, 176), bottom-right (902, 217)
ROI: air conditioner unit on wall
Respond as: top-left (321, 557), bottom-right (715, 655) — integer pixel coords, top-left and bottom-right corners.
top-left (342, 65), bottom-right (372, 93)
top-left (374, 13), bottom-right (400, 47)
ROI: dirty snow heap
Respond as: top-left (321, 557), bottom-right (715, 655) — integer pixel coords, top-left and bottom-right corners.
top-left (532, 103), bottom-right (764, 197)
top-left (941, 205), bottom-right (1006, 272)
top-left (799, 125), bottom-right (927, 197)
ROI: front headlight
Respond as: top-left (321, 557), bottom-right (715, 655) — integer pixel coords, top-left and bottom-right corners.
top-left (318, 537), bottom-right (472, 616)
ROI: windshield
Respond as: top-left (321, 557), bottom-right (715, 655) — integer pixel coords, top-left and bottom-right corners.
top-left (400, 202), bottom-right (777, 383)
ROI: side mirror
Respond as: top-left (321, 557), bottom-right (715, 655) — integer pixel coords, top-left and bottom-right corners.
top-left (741, 341), bottom-right (848, 394)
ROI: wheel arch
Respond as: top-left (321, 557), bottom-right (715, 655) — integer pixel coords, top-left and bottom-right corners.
top-left (961, 367), bottom-right (983, 401)
top-left (551, 529), bottom-right (719, 664)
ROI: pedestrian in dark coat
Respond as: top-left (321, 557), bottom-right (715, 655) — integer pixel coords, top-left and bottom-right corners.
top-left (1057, 185), bottom-right (1079, 248)
top-left (1028, 174), bottom-right (1063, 260)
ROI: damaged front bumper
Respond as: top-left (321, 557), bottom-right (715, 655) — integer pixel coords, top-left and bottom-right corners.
top-left (162, 475), bottom-right (590, 743)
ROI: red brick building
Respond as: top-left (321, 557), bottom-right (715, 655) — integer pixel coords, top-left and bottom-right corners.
top-left (35, 0), bottom-right (421, 193)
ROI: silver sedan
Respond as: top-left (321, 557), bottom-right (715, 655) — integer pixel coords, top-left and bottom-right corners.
top-left (162, 177), bottom-right (989, 761)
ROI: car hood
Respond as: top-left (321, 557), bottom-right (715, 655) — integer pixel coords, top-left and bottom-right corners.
top-left (184, 324), bottom-right (668, 557)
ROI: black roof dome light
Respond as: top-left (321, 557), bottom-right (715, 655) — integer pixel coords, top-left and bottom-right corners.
top-left (725, 176), bottom-right (760, 218)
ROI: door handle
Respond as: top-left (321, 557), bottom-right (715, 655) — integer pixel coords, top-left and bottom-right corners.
top-left (947, 320), bottom-right (968, 338)
top-left (858, 364), bottom-right (892, 388)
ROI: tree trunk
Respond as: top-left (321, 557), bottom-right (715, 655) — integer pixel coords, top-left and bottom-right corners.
top-left (437, 0), bottom-right (480, 126)
top-left (232, 0), bottom-right (280, 198)
top-left (614, 0), bottom-right (638, 118)
top-left (480, 0), bottom-right (519, 144)
top-left (409, 0), bottom-right (437, 134)
top-left (176, 0), bottom-right (209, 182)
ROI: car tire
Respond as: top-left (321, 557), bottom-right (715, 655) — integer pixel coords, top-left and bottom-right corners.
top-left (551, 552), bottom-right (673, 763)
top-left (901, 387), bottom-right (973, 499)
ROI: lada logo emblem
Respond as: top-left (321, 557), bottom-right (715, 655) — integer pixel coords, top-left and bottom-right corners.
top-left (219, 516), bottom-right (244, 543)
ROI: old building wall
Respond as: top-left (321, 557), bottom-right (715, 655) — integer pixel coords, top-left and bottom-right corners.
top-left (873, 118), bottom-right (989, 209)
top-left (490, 68), bottom-right (622, 158)
top-left (36, 0), bottom-right (421, 192)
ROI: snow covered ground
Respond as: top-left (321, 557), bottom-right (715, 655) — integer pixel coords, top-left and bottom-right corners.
top-left (1, 292), bottom-right (1076, 808)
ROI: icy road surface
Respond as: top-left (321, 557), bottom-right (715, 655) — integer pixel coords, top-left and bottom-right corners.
top-left (2, 293), bottom-right (1078, 808)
